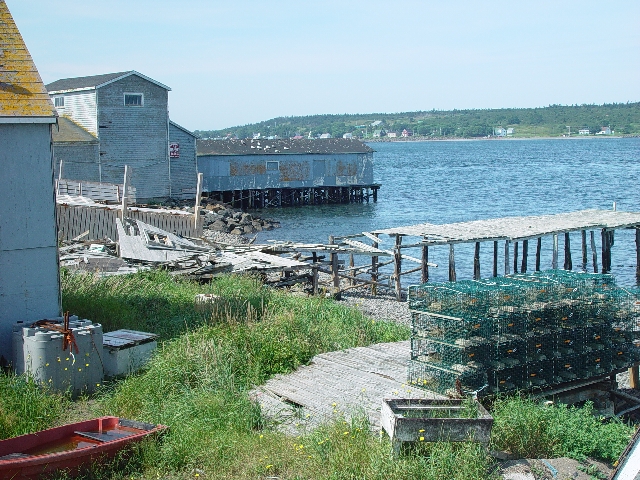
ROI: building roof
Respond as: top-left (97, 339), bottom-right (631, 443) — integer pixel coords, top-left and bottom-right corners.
top-left (52, 117), bottom-right (98, 143)
top-left (197, 138), bottom-right (374, 156)
top-left (169, 120), bottom-right (196, 138)
top-left (0, 1), bottom-right (57, 122)
top-left (46, 71), bottom-right (171, 93)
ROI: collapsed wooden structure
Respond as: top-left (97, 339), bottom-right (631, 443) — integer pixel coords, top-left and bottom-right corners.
top-left (324, 209), bottom-right (640, 301)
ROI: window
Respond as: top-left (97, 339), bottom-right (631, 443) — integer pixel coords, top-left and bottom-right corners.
top-left (266, 161), bottom-right (279, 172)
top-left (54, 96), bottom-right (64, 107)
top-left (124, 93), bottom-right (143, 106)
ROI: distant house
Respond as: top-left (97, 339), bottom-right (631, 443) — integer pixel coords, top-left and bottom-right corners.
top-left (319, 133), bottom-right (332, 139)
top-left (401, 129), bottom-right (412, 137)
top-left (506, 128), bottom-right (515, 136)
top-left (196, 138), bottom-right (377, 207)
top-left (372, 129), bottom-right (386, 138)
top-left (387, 132), bottom-right (397, 138)
top-left (579, 128), bottom-right (590, 135)
top-left (494, 127), bottom-right (507, 137)
top-left (343, 133), bottom-right (353, 139)
top-left (292, 135), bottom-right (305, 140)
top-left (371, 120), bottom-right (383, 127)
top-left (596, 127), bottom-right (612, 135)
top-left (0, 2), bottom-right (61, 363)
top-left (46, 71), bottom-right (197, 200)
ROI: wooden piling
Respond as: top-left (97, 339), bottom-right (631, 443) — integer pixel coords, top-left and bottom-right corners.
top-left (535, 237), bottom-right (542, 271)
top-left (329, 236), bottom-right (340, 300)
top-left (581, 230), bottom-right (588, 271)
top-left (349, 253), bottom-right (355, 286)
top-left (120, 165), bottom-right (131, 221)
top-left (394, 235), bottom-right (403, 300)
top-left (601, 229), bottom-right (610, 274)
top-left (590, 231), bottom-right (599, 273)
top-left (194, 172), bottom-right (203, 235)
top-left (564, 232), bottom-right (572, 271)
top-left (521, 240), bottom-right (528, 273)
top-left (636, 229), bottom-right (640, 282)
top-left (513, 241), bottom-right (519, 274)
top-left (421, 245), bottom-right (429, 283)
top-left (448, 243), bottom-right (456, 282)
top-left (371, 237), bottom-right (379, 295)
top-left (552, 234), bottom-right (558, 270)
top-left (630, 365), bottom-right (639, 390)
top-left (473, 242), bottom-right (481, 280)
top-left (493, 241), bottom-right (498, 277)
top-left (504, 240), bottom-right (510, 275)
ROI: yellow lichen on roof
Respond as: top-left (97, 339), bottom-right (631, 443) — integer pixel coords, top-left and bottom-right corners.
top-left (0, 1), bottom-right (57, 118)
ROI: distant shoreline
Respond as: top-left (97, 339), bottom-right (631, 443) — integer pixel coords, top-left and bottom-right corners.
top-left (364, 134), bottom-right (633, 143)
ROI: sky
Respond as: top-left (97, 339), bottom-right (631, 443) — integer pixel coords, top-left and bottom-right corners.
top-left (8, 0), bottom-right (640, 132)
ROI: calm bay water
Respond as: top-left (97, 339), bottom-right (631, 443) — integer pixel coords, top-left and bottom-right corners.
top-left (254, 138), bottom-right (640, 286)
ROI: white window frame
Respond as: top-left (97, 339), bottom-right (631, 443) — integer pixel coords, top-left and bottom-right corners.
top-left (124, 93), bottom-right (144, 107)
top-left (266, 160), bottom-right (279, 172)
top-left (54, 96), bottom-right (64, 107)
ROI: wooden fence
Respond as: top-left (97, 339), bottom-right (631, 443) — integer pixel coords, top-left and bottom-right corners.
top-left (56, 203), bottom-right (202, 242)
top-left (56, 179), bottom-right (136, 204)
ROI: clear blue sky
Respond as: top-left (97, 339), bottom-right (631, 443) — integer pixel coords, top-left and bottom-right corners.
top-left (8, 0), bottom-right (640, 131)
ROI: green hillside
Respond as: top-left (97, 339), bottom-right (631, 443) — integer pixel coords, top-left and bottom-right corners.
top-left (196, 102), bottom-right (640, 140)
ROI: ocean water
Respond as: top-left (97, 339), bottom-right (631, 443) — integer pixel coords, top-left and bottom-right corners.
top-left (254, 137), bottom-right (640, 286)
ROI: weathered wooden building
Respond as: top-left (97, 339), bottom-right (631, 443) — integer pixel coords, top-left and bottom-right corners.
top-left (197, 138), bottom-right (379, 208)
top-left (46, 71), bottom-right (197, 200)
top-left (0, 1), bottom-right (61, 364)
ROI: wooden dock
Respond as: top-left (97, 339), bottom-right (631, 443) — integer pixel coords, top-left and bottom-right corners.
top-left (250, 341), bottom-right (444, 434)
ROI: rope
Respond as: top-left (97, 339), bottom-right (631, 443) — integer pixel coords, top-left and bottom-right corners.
top-left (32, 311), bottom-right (79, 354)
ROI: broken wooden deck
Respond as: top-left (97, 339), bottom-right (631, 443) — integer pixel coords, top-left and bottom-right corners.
top-left (250, 341), bottom-right (445, 434)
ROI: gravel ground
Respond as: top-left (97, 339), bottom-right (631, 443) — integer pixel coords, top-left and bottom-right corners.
top-left (339, 288), bottom-right (411, 327)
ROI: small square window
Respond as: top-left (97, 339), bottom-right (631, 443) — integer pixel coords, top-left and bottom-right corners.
top-left (54, 97), bottom-right (64, 107)
top-left (266, 161), bottom-right (279, 172)
top-left (124, 93), bottom-right (143, 106)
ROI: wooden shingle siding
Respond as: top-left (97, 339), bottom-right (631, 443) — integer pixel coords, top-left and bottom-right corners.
top-left (198, 152), bottom-right (374, 191)
top-left (98, 76), bottom-right (169, 200)
top-left (0, 123), bottom-right (60, 359)
top-left (169, 122), bottom-right (197, 199)
top-left (53, 143), bottom-right (100, 182)
top-left (59, 91), bottom-right (97, 135)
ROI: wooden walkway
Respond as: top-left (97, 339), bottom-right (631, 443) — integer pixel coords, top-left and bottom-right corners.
top-left (250, 341), bottom-right (444, 434)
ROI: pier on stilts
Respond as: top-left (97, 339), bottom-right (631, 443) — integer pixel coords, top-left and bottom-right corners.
top-left (204, 184), bottom-right (380, 210)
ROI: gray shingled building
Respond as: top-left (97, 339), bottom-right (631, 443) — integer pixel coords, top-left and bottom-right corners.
top-left (196, 138), bottom-right (378, 207)
top-left (47, 71), bottom-right (197, 200)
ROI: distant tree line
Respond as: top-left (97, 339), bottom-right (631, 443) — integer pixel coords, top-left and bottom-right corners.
top-left (195, 102), bottom-right (640, 140)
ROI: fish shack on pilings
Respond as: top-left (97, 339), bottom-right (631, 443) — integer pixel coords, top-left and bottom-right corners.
top-left (196, 138), bottom-right (380, 208)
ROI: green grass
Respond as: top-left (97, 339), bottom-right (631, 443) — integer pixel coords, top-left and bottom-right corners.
top-left (0, 374), bottom-right (68, 439)
top-left (490, 395), bottom-right (634, 462)
top-left (1, 271), bottom-right (634, 478)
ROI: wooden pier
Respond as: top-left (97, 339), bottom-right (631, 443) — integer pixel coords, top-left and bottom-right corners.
top-left (204, 184), bottom-right (380, 210)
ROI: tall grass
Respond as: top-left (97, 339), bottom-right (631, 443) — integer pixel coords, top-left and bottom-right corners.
top-left (490, 396), bottom-right (634, 462)
top-left (0, 374), bottom-right (67, 439)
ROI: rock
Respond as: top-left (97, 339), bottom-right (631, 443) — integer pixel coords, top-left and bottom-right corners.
top-left (243, 225), bottom-right (255, 234)
top-left (231, 228), bottom-right (243, 235)
top-left (241, 213), bottom-right (253, 224)
top-left (205, 204), bottom-right (215, 211)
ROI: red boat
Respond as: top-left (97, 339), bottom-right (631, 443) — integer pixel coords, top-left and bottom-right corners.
top-left (0, 416), bottom-right (167, 479)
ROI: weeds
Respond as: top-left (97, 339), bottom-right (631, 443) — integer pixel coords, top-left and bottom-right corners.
top-left (490, 395), bottom-right (633, 462)
top-left (0, 373), bottom-right (67, 439)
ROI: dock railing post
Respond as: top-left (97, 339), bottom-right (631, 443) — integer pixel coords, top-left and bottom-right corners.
top-left (493, 241), bottom-right (498, 277)
top-left (536, 237), bottom-right (542, 272)
top-left (513, 241), bottom-right (519, 274)
top-left (552, 234), bottom-right (558, 270)
top-left (581, 230), bottom-right (588, 271)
